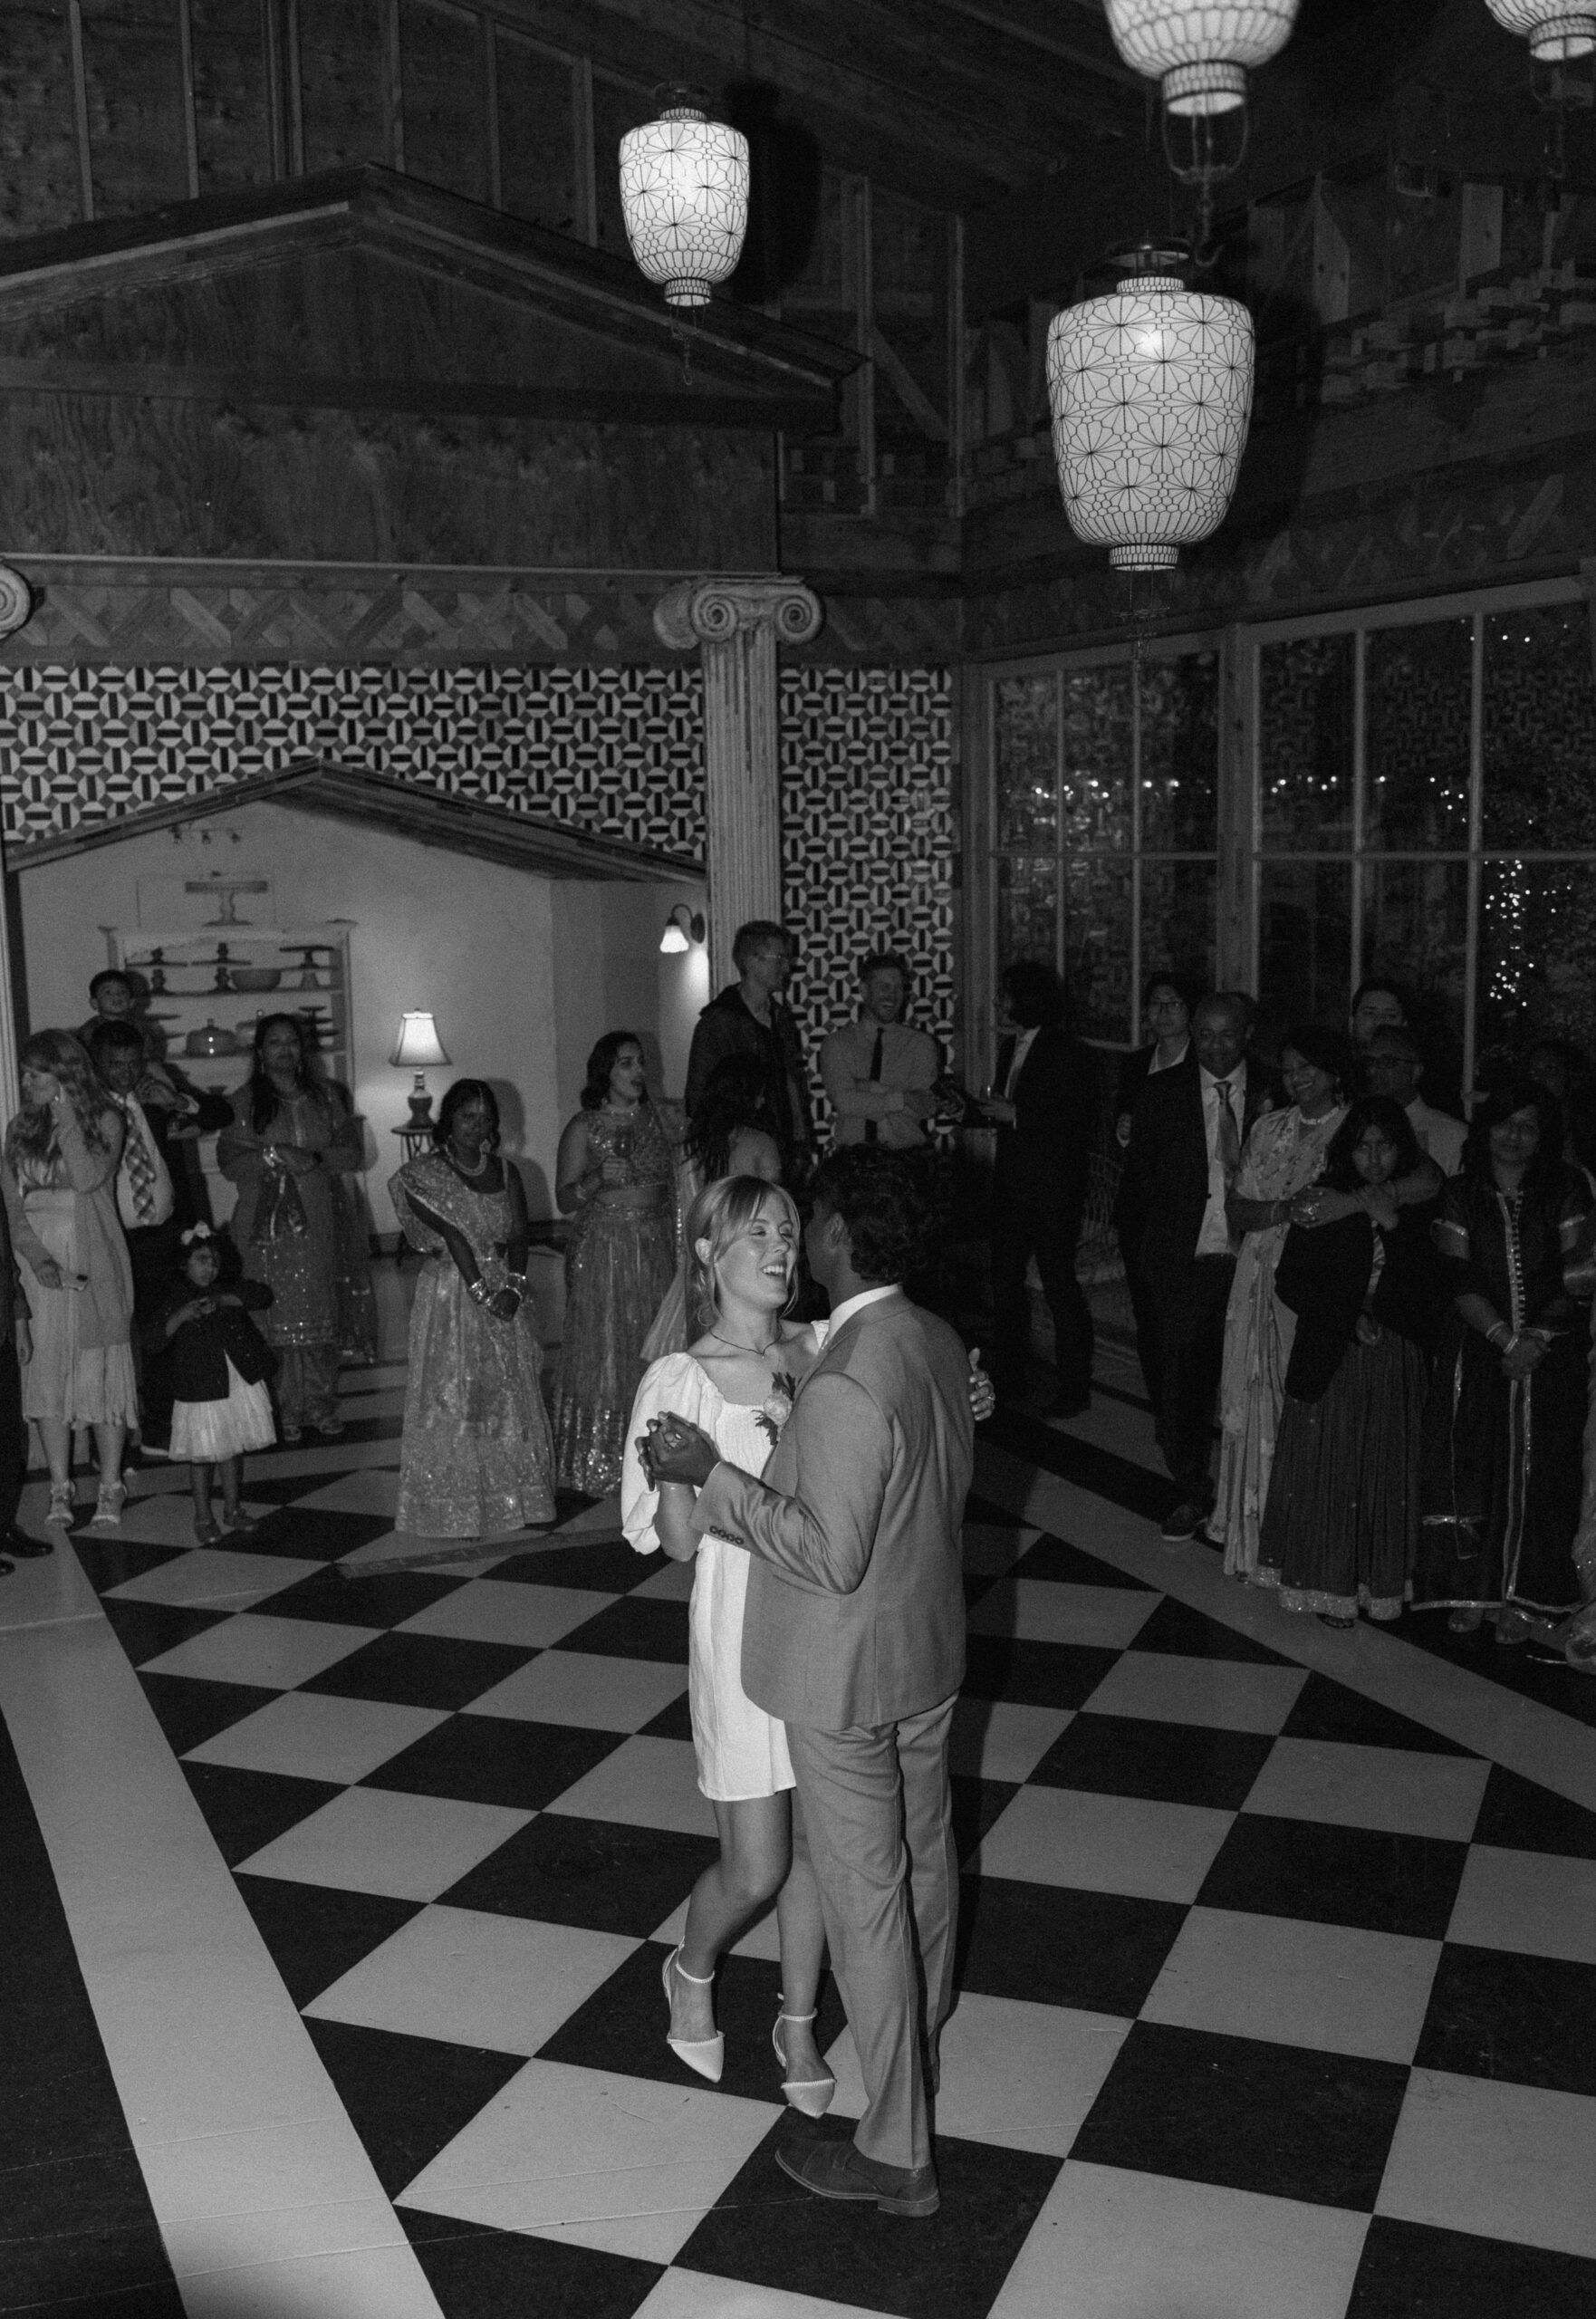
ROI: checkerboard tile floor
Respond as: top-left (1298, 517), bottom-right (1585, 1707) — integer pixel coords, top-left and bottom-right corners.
top-left (19, 1360), bottom-right (1596, 2319)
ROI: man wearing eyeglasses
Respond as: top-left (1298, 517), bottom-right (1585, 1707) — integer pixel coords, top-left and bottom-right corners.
top-left (685, 919), bottom-right (814, 1180)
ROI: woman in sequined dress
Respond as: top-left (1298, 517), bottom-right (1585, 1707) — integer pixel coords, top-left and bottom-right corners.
top-left (390, 1080), bottom-right (555, 1539)
top-left (553, 1031), bottom-right (680, 1494)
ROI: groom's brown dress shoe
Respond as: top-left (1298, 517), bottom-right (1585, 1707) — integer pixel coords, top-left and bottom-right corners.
top-left (776, 2135), bottom-right (939, 2218)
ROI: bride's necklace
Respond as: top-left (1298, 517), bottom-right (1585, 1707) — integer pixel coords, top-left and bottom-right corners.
top-left (447, 1141), bottom-right (489, 1178)
top-left (708, 1327), bottom-right (779, 1359)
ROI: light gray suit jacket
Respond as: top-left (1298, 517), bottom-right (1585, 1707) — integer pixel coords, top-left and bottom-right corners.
top-left (691, 1290), bottom-right (974, 1730)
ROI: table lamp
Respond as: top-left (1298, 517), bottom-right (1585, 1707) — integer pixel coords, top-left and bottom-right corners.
top-left (390, 1011), bottom-right (451, 1131)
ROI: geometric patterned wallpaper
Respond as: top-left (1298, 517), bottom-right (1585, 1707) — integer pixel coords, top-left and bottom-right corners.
top-left (0, 658), bottom-right (959, 1093)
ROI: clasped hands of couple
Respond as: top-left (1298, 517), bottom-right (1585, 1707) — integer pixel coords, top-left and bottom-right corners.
top-left (639, 1413), bottom-right (720, 1491)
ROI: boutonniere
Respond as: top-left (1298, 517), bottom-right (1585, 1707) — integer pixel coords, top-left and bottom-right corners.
top-left (755, 1369), bottom-right (799, 1449)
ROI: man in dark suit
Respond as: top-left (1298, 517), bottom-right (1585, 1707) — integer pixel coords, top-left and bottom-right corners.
top-left (649, 1149), bottom-right (974, 2217)
top-left (1120, 991), bottom-right (1273, 1544)
top-left (977, 959), bottom-right (1099, 1417)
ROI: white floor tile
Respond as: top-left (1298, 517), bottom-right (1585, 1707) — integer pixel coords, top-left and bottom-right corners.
top-left (632, 1559), bottom-right (696, 1602)
top-left (974, 1785), bottom-right (1234, 1902)
top-left (397, 2057), bottom-right (780, 2265)
top-left (988, 2161), bottom-right (1369, 2319)
top-left (396, 1579), bottom-right (617, 1649)
top-left (637, 2271), bottom-right (899, 2319)
top-left (967, 1578), bottom-right (1159, 1650)
top-left (105, 1547), bottom-right (325, 1612)
top-left (238, 1785), bottom-right (532, 1901)
top-left (138, 1611), bottom-right (380, 1688)
top-left (305, 1904), bottom-right (638, 2054)
top-left (463, 1649), bottom-right (687, 1731)
top-left (1377, 2068), bottom-right (1596, 2258)
top-left (934, 1994), bottom-right (1130, 2154)
top-left (1139, 1906), bottom-right (1442, 2064)
top-left (541, 1735), bottom-right (716, 1836)
top-left (91, 1487), bottom-right (207, 1544)
top-left (184, 1692), bottom-right (449, 1784)
top-left (947, 1698), bottom-right (1073, 1784)
top-left (649, 1901), bottom-right (784, 1960)
top-left (1447, 1844), bottom-right (1596, 1965)
top-left (165, 2213), bottom-right (446, 2319)
top-left (1082, 1650), bottom-right (1308, 1734)
top-left (1242, 1737), bottom-right (1490, 1843)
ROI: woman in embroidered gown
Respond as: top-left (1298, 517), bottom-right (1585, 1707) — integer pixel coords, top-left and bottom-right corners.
top-left (390, 1080), bottom-right (555, 1539)
top-left (553, 1031), bottom-right (680, 1494)
top-left (1414, 1082), bottom-right (1594, 1642)
top-left (3, 1030), bottom-right (136, 1530)
top-left (216, 1015), bottom-right (376, 1440)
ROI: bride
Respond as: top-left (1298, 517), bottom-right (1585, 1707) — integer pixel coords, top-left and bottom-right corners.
top-left (620, 1174), bottom-right (992, 2108)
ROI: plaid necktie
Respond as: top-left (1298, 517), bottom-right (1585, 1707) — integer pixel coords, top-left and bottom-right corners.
top-left (863, 1027), bottom-right (885, 1144)
top-left (121, 1101), bottom-right (159, 1225)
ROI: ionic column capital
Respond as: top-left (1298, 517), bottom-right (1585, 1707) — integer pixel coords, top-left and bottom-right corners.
top-left (654, 574), bottom-right (822, 654)
top-left (0, 563), bottom-right (33, 640)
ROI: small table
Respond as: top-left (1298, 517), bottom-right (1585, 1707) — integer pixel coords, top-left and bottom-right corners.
top-left (392, 1122), bottom-right (434, 1166)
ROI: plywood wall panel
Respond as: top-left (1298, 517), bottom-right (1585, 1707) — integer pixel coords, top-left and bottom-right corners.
top-left (81, 0), bottom-right (188, 217)
top-left (298, 0), bottom-right (385, 176)
top-left (0, 4), bottom-right (84, 233)
top-left (495, 31), bottom-right (579, 236)
top-left (400, 0), bottom-right (486, 205)
top-left (192, 0), bottom-right (274, 194)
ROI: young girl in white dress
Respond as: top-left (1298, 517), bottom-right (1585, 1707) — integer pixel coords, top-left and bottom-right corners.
top-left (622, 1173), bottom-right (995, 2108)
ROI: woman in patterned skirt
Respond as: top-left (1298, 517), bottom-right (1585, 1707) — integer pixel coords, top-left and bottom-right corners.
top-left (553, 1031), bottom-right (680, 1494)
top-left (390, 1080), bottom-right (555, 1539)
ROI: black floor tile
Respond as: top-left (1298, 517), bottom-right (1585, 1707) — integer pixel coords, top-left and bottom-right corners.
top-left (362, 1714), bottom-right (626, 1810)
top-left (960, 1635), bottom-right (1120, 1709)
top-left (30, 2279), bottom-right (187, 2318)
top-left (1072, 2019), bottom-right (1409, 2208)
top-left (1199, 1814), bottom-right (1468, 1939)
top-left (969, 1575), bottom-right (1159, 1649)
top-left (635, 1689), bottom-right (696, 1742)
top-left (239, 1467), bottom-right (359, 1506)
top-left (232, 1873), bottom-right (421, 2006)
top-left (1471, 1762), bottom-right (1596, 1860)
top-left (398, 2209), bottom-right (663, 2319)
top-left (951, 1773), bottom-right (1020, 1861)
top-left (438, 1814), bottom-right (719, 1938)
top-left (138, 1670), bottom-right (278, 1756)
top-left (1282, 1671), bottom-right (1476, 1757)
top-left (220, 1506), bottom-right (399, 1559)
top-left (678, 2116), bottom-right (1062, 2319)
top-left (180, 1761), bottom-right (344, 1865)
top-left (1029, 1711), bottom-right (1275, 1811)
top-left (964, 1492), bottom-right (1033, 1527)
top-left (985, 1403), bottom-right (1181, 1523)
top-left (70, 1535), bottom-right (188, 1593)
top-left (264, 1566), bottom-right (469, 1627)
top-left (556, 1594), bottom-right (690, 1665)
top-left (1128, 1593), bottom-right (1296, 1665)
top-left (956, 1873), bottom-right (1185, 2016)
top-left (1399, 1609), bottom-right (1596, 1732)
top-left (303, 2017), bottom-right (526, 2197)
top-left (100, 1595), bottom-right (229, 1668)
top-left (298, 1630), bottom-right (539, 1709)
top-left (1008, 1532), bottom-right (1158, 1589)
top-left (1348, 2215), bottom-right (1596, 2319)
top-left (490, 1537), bottom-right (648, 1593)
top-left (4, 2218), bottom-right (185, 2313)
top-left (1414, 1944), bottom-right (1596, 2095)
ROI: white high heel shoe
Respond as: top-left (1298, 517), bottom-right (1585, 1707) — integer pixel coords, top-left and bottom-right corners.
top-left (662, 1946), bottom-right (724, 2083)
top-left (773, 2003), bottom-right (835, 2117)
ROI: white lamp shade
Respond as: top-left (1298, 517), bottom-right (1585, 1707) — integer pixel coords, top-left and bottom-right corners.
top-left (620, 101), bottom-right (749, 308)
top-left (1484, 1), bottom-right (1596, 58)
top-left (1046, 260), bottom-right (1255, 571)
top-left (1104, 2), bottom-right (1301, 112)
top-left (659, 920), bottom-right (690, 954)
top-left (389, 1012), bottom-right (450, 1069)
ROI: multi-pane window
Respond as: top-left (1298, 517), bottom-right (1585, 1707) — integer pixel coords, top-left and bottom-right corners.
top-left (991, 647), bottom-right (1219, 1043)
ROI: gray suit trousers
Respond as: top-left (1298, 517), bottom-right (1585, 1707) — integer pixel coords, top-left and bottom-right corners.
top-left (784, 1691), bottom-right (959, 2172)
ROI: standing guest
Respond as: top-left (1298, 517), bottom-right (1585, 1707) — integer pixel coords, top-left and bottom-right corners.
top-left (1112, 973), bottom-right (1201, 1411)
top-left (3, 1031), bottom-right (135, 1530)
top-left (1122, 994), bottom-right (1274, 1543)
top-left (820, 951), bottom-right (944, 1152)
top-left (1257, 1097), bottom-right (1442, 1627)
top-left (553, 1031), bottom-right (679, 1494)
top-left (1526, 1037), bottom-right (1596, 1177)
top-left (685, 922), bottom-right (813, 1181)
top-left (149, 1226), bottom-right (275, 1544)
top-left (0, 1121), bottom-right (46, 1574)
top-left (77, 968), bottom-right (147, 1050)
top-left (1211, 1025), bottom-right (1351, 1580)
top-left (641, 1056), bottom-right (783, 1366)
top-left (1349, 977), bottom-right (1409, 1061)
top-left (1362, 1026), bottom-right (1466, 1175)
top-left (216, 1015), bottom-right (375, 1443)
top-left (977, 960), bottom-right (1099, 1418)
top-left (1414, 1081), bottom-right (1594, 1643)
top-left (390, 1080), bottom-right (555, 1539)
top-left (647, 1148), bottom-right (976, 2219)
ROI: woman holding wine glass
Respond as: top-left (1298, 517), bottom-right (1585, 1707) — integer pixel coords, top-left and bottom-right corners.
top-left (553, 1031), bottom-right (681, 1493)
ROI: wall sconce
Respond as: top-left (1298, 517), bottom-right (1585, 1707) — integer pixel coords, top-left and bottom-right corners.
top-left (389, 1010), bottom-right (451, 1131)
top-left (659, 904), bottom-right (707, 954)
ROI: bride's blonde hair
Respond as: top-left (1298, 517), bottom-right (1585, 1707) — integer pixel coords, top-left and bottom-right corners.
top-left (687, 1175), bottom-right (800, 1331)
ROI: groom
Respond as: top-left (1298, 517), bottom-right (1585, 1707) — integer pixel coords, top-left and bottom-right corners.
top-left (648, 1147), bottom-right (974, 2217)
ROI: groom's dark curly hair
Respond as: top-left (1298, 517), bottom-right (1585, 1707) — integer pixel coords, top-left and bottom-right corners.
top-left (811, 1146), bottom-right (933, 1285)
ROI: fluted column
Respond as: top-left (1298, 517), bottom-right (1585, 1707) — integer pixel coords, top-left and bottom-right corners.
top-left (655, 575), bottom-right (822, 993)
top-left (0, 563), bottom-right (34, 1131)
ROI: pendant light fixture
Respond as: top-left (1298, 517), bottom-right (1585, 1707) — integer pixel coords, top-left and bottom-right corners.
top-left (1045, 246), bottom-right (1255, 572)
top-left (1483, 2), bottom-right (1595, 57)
top-left (619, 87), bottom-right (749, 309)
top-left (1103, 3), bottom-right (1302, 251)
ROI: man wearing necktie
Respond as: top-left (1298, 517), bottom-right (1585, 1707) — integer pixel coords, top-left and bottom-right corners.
top-left (819, 952), bottom-right (944, 1153)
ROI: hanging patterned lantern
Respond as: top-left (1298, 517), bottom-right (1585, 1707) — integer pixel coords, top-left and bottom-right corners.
top-left (619, 88), bottom-right (749, 309)
top-left (1045, 248), bottom-right (1255, 572)
top-left (1103, 1), bottom-right (1302, 113)
top-left (1483, 1), bottom-right (1595, 59)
